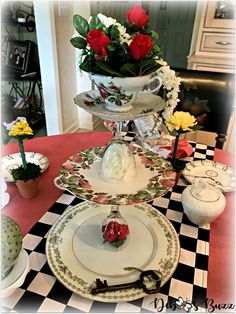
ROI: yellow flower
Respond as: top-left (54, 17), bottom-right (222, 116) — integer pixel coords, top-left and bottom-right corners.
top-left (8, 120), bottom-right (33, 137)
top-left (165, 111), bottom-right (197, 132)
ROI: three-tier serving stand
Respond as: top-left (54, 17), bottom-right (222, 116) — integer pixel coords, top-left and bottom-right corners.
top-left (50, 88), bottom-right (180, 302)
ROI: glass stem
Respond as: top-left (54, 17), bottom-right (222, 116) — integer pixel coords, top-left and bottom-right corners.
top-left (172, 133), bottom-right (180, 160)
top-left (109, 205), bottom-right (122, 219)
top-left (18, 140), bottom-right (27, 170)
top-left (115, 121), bottom-right (123, 139)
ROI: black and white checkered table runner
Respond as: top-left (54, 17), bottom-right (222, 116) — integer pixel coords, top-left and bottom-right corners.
top-left (2, 137), bottom-right (215, 313)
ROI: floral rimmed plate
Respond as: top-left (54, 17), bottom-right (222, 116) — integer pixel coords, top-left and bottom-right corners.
top-left (2, 152), bottom-right (49, 182)
top-left (183, 160), bottom-right (235, 192)
top-left (46, 201), bottom-right (180, 302)
top-left (74, 90), bottom-right (165, 122)
top-left (54, 146), bottom-right (176, 205)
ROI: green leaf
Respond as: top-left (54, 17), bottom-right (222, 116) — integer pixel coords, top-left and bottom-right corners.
top-left (138, 59), bottom-right (160, 75)
top-left (150, 31), bottom-right (158, 41)
top-left (89, 16), bottom-right (101, 30)
top-left (109, 25), bottom-right (120, 40)
top-left (70, 37), bottom-right (87, 49)
top-left (97, 60), bottom-right (123, 76)
top-left (152, 44), bottom-right (161, 54)
top-left (107, 44), bottom-right (116, 51)
top-left (192, 124), bottom-right (203, 131)
top-left (115, 99), bottom-right (122, 106)
top-left (120, 63), bottom-right (137, 76)
top-left (79, 55), bottom-right (93, 73)
top-left (73, 15), bottom-right (89, 37)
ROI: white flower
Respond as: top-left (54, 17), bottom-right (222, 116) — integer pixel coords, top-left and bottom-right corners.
top-left (116, 23), bottom-right (132, 44)
top-left (97, 13), bottom-right (117, 28)
top-left (155, 59), bottom-right (181, 127)
top-left (97, 13), bottom-right (131, 45)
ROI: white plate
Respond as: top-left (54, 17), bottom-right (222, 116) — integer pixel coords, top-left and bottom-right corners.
top-left (1, 249), bottom-right (30, 298)
top-left (46, 201), bottom-right (180, 302)
top-left (2, 152), bottom-right (49, 182)
top-left (183, 160), bottom-right (235, 192)
top-left (74, 90), bottom-right (165, 122)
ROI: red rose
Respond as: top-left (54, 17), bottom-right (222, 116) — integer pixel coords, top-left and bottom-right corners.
top-left (86, 29), bottom-right (110, 59)
top-left (129, 34), bottom-right (153, 60)
top-left (125, 4), bottom-right (149, 30)
top-left (103, 221), bottom-right (119, 241)
top-left (119, 224), bottom-right (129, 240)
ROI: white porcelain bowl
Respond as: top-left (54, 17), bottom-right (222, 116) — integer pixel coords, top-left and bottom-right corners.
top-left (1, 249), bottom-right (30, 298)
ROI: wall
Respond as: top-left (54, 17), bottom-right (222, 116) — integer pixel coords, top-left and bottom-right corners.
top-left (53, 2), bottom-right (80, 133)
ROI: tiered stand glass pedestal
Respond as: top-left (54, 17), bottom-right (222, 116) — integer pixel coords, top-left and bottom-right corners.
top-left (49, 91), bottom-right (180, 302)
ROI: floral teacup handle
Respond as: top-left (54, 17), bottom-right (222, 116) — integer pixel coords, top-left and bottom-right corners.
top-left (140, 76), bottom-right (162, 94)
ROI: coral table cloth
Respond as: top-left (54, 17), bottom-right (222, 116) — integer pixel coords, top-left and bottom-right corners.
top-left (2, 132), bottom-right (235, 304)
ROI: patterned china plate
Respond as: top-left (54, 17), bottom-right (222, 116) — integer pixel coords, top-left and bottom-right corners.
top-left (183, 160), bottom-right (235, 192)
top-left (2, 152), bottom-right (49, 182)
top-left (46, 201), bottom-right (180, 302)
top-left (55, 146), bottom-right (176, 205)
top-left (74, 90), bottom-right (165, 122)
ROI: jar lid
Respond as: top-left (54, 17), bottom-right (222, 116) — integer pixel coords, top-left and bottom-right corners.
top-left (190, 181), bottom-right (221, 202)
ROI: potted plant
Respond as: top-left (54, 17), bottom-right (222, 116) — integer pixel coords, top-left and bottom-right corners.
top-left (3, 117), bottom-right (41, 198)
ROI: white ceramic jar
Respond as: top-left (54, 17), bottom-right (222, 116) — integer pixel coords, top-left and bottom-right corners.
top-left (181, 181), bottom-right (226, 226)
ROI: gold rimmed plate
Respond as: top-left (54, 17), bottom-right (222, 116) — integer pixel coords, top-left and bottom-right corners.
top-left (46, 201), bottom-right (180, 302)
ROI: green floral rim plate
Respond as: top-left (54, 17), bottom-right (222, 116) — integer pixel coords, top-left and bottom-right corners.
top-left (55, 145), bottom-right (177, 205)
top-left (46, 201), bottom-right (180, 302)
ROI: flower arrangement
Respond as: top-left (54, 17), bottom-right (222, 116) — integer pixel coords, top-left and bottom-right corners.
top-left (71, 4), bottom-right (161, 77)
top-left (165, 111), bottom-right (201, 171)
top-left (3, 117), bottom-right (41, 181)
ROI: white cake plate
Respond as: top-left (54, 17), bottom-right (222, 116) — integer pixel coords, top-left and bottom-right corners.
top-left (46, 201), bottom-right (180, 302)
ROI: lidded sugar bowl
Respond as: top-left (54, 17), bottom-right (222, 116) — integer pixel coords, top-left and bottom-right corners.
top-left (181, 180), bottom-right (226, 226)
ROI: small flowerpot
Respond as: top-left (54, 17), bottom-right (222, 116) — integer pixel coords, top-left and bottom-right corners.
top-left (89, 73), bottom-right (162, 112)
top-left (15, 178), bottom-right (39, 199)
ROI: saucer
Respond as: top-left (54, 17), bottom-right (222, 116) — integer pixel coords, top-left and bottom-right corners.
top-left (74, 90), bottom-right (165, 122)
top-left (2, 152), bottom-right (49, 182)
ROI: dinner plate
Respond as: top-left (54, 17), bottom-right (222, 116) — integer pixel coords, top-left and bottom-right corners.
top-left (183, 160), bottom-right (235, 192)
top-left (2, 152), bottom-right (49, 182)
top-left (46, 201), bottom-right (180, 302)
top-left (54, 146), bottom-right (176, 205)
top-left (1, 249), bottom-right (30, 298)
top-left (74, 90), bottom-right (165, 122)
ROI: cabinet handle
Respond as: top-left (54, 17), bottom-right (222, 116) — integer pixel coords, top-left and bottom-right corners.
top-left (215, 41), bottom-right (232, 46)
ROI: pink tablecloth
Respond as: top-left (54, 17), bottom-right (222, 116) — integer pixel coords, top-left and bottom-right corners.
top-left (2, 132), bottom-right (112, 236)
top-left (2, 133), bottom-right (235, 304)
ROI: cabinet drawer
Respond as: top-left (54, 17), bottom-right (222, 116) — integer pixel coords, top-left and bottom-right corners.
top-left (200, 32), bottom-right (234, 53)
top-left (192, 63), bottom-right (235, 74)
